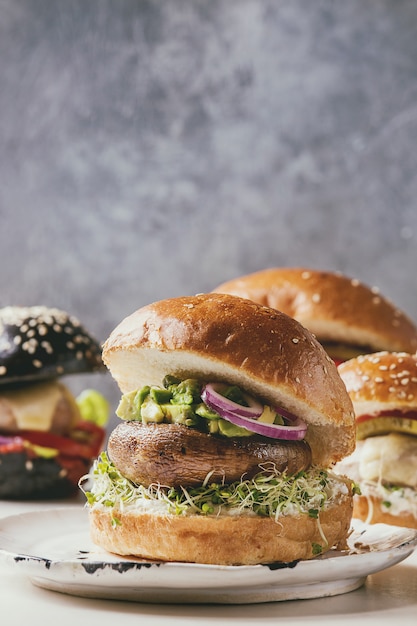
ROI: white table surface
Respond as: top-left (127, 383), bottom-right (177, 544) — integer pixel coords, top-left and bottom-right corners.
top-left (1, 495), bottom-right (417, 626)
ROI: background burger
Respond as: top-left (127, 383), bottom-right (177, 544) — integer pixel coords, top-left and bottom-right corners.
top-left (0, 305), bottom-right (109, 499)
top-left (83, 293), bottom-right (355, 566)
top-left (212, 267), bottom-right (417, 365)
top-left (335, 351), bottom-right (417, 529)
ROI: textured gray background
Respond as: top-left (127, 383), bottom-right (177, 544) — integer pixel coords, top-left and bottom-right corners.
top-left (1, 0), bottom-right (417, 423)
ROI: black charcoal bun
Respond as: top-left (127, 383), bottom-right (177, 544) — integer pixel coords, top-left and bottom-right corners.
top-left (0, 306), bottom-right (105, 385)
top-left (0, 451), bottom-right (90, 499)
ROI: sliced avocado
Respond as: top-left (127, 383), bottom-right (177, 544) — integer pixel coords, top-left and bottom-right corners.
top-left (140, 397), bottom-right (165, 423)
top-left (150, 386), bottom-right (173, 404)
top-left (160, 403), bottom-right (200, 427)
top-left (116, 388), bottom-right (150, 421)
top-left (217, 418), bottom-right (253, 437)
top-left (171, 378), bottom-right (202, 405)
top-left (257, 405), bottom-right (277, 424)
top-left (195, 402), bottom-right (220, 420)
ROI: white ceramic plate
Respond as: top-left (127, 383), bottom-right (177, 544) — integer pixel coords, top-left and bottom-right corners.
top-left (0, 507), bottom-right (416, 604)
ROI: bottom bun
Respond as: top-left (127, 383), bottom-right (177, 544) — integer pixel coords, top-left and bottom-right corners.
top-left (0, 451), bottom-right (90, 499)
top-left (89, 493), bottom-right (353, 565)
top-left (353, 494), bottom-right (417, 530)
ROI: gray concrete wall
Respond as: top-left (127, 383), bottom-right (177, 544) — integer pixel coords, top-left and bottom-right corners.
top-left (1, 0), bottom-right (417, 420)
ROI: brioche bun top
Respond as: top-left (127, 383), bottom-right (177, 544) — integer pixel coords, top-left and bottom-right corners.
top-left (102, 293), bottom-right (355, 466)
top-left (212, 268), bottom-right (417, 353)
top-left (338, 351), bottom-right (417, 417)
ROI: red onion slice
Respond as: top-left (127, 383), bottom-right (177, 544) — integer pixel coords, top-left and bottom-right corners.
top-left (221, 411), bottom-right (307, 440)
top-left (201, 383), bottom-right (307, 440)
top-left (201, 383), bottom-right (263, 419)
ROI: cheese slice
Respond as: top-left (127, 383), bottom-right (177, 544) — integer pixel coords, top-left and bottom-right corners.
top-left (1, 380), bottom-right (68, 431)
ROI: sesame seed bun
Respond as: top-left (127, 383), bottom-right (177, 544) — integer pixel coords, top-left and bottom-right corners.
top-left (338, 351), bottom-right (417, 418)
top-left (0, 305), bottom-right (105, 385)
top-left (212, 268), bottom-right (417, 356)
top-left (102, 293), bottom-right (355, 467)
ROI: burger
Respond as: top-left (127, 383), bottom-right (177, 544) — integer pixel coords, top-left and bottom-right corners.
top-left (83, 293), bottom-right (356, 565)
top-left (335, 351), bottom-right (417, 529)
top-left (212, 268), bottom-right (417, 365)
top-left (0, 305), bottom-right (109, 499)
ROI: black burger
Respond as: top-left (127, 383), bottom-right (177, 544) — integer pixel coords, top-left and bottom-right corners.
top-left (0, 305), bottom-right (109, 499)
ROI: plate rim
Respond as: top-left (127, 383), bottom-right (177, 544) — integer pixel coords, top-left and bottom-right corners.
top-left (0, 505), bottom-right (416, 604)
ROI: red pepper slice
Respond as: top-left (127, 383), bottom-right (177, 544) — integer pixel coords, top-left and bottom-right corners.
top-left (356, 409), bottom-right (417, 423)
top-left (3, 421), bottom-right (105, 460)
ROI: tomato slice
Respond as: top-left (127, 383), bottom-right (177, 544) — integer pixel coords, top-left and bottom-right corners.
top-left (5, 421), bottom-right (106, 459)
top-left (356, 410), bottom-right (417, 439)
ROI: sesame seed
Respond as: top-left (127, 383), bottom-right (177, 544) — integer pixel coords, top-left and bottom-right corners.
top-left (312, 293), bottom-right (321, 303)
top-left (41, 341), bottom-right (53, 354)
top-left (292, 338), bottom-right (299, 343)
top-left (351, 279), bottom-right (360, 287)
top-left (0, 366), bottom-right (6, 375)
top-left (32, 360), bottom-right (42, 368)
top-left (22, 340), bottom-right (36, 354)
top-left (301, 271), bottom-right (311, 280)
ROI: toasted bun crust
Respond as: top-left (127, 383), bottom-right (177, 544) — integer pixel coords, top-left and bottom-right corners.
top-left (338, 351), bottom-right (417, 417)
top-left (212, 268), bottom-right (417, 353)
top-left (89, 485), bottom-right (353, 565)
top-left (102, 293), bottom-right (355, 466)
top-left (353, 495), bottom-right (417, 530)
